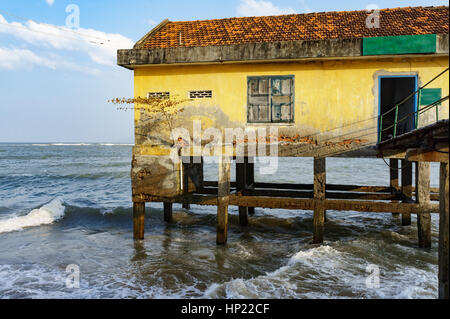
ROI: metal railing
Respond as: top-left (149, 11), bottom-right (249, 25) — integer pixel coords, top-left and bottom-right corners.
top-left (378, 68), bottom-right (449, 143)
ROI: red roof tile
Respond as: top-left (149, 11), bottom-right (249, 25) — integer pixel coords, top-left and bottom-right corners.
top-left (137, 6), bottom-right (449, 49)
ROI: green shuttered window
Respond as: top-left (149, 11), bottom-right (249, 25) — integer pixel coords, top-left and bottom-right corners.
top-left (247, 75), bottom-right (295, 124)
top-left (420, 88), bottom-right (442, 106)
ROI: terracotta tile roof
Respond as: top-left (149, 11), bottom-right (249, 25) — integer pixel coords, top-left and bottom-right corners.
top-left (137, 6), bottom-right (449, 49)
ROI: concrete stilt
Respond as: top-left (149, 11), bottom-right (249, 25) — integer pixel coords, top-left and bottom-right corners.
top-left (416, 162), bottom-right (431, 249)
top-left (217, 156), bottom-right (231, 245)
top-left (439, 162), bottom-right (449, 299)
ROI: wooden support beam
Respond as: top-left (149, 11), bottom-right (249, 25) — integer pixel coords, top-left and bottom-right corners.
top-left (236, 158), bottom-right (249, 226)
top-left (390, 159), bottom-right (400, 217)
top-left (182, 162), bottom-right (190, 210)
top-left (416, 162), bottom-right (431, 248)
top-left (138, 194), bottom-right (440, 214)
top-left (252, 183), bottom-right (393, 192)
top-left (164, 202), bottom-right (173, 223)
top-left (439, 162), bottom-right (449, 299)
top-left (406, 148), bottom-right (449, 163)
top-left (203, 181), bottom-right (439, 194)
top-left (245, 157), bottom-right (256, 216)
top-left (197, 157), bottom-right (204, 191)
top-left (230, 196), bottom-right (439, 214)
top-left (242, 189), bottom-right (401, 200)
top-left (133, 202), bottom-right (145, 240)
top-left (401, 160), bottom-right (413, 225)
top-left (390, 159), bottom-right (400, 192)
top-left (313, 158), bottom-right (326, 244)
top-left (217, 156), bottom-right (231, 245)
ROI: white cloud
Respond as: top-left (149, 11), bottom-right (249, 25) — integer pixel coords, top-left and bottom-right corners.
top-left (0, 47), bottom-right (100, 75)
top-left (237, 0), bottom-right (296, 17)
top-left (0, 14), bottom-right (134, 67)
top-left (46, 0), bottom-right (55, 6)
top-left (0, 47), bottom-right (53, 69)
top-left (299, 0), bottom-right (312, 13)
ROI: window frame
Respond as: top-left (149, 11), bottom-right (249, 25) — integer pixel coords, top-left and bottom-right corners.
top-left (247, 75), bottom-right (295, 124)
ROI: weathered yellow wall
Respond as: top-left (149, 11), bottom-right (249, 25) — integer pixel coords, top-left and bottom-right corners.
top-left (133, 56), bottom-right (449, 154)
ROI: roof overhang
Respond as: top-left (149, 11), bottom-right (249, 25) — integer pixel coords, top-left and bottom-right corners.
top-left (118, 34), bottom-right (449, 70)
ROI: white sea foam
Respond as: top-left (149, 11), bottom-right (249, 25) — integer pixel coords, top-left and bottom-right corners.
top-left (203, 243), bottom-right (438, 299)
top-left (0, 199), bottom-right (65, 234)
top-left (0, 262), bottom-right (204, 299)
top-left (204, 245), bottom-right (344, 299)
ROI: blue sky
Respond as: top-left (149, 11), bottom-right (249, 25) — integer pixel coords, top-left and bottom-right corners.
top-left (0, 0), bottom-right (448, 143)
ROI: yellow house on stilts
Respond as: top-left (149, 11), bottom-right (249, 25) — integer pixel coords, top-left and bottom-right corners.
top-left (117, 6), bottom-right (449, 299)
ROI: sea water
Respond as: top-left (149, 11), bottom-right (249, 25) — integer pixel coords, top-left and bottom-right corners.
top-left (0, 143), bottom-right (441, 299)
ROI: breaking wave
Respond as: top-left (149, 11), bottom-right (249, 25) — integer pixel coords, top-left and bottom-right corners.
top-left (203, 244), bottom-right (438, 299)
top-left (0, 199), bottom-right (65, 234)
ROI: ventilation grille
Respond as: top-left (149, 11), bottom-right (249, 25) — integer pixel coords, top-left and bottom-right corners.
top-left (148, 92), bottom-right (170, 99)
top-left (189, 90), bottom-right (212, 99)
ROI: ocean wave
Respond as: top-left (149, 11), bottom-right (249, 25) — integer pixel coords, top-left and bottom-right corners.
top-left (203, 245), bottom-right (344, 299)
top-left (0, 262), bottom-right (202, 299)
top-left (0, 199), bottom-right (65, 234)
top-left (31, 143), bottom-right (93, 146)
top-left (203, 243), bottom-right (438, 299)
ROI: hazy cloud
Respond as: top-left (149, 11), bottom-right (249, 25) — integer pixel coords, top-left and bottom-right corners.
top-left (147, 19), bottom-right (158, 27)
top-left (299, 0), bottom-right (312, 13)
top-left (0, 14), bottom-right (133, 67)
top-left (0, 47), bottom-right (100, 75)
top-left (237, 0), bottom-right (296, 17)
top-left (46, 0), bottom-right (55, 6)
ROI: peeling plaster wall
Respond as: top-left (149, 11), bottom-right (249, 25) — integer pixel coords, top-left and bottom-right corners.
top-left (133, 55), bottom-right (449, 155)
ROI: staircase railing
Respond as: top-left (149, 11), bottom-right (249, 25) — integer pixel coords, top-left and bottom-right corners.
top-left (378, 68), bottom-right (449, 143)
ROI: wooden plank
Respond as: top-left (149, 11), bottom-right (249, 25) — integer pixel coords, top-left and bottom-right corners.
top-left (133, 202), bottom-right (145, 240)
top-left (230, 196), bottom-right (439, 214)
top-left (204, 181), bottom-right (439, 194)
top-left (254, 183), bottom-right (395, 193)
top-left (401, 160), bottom-right (413, 225)
top-left (313, 158), bottom-right (326, 244)
top-left (416, 162), bottom-right (431, 248)
top-left (137, 194), bottom-right (439, 214)
top-left (439, 162), bottom-right (449, 299)
top-left (237, 189), bottom-right (402, 200)
top-left (217, 156), bottom-right (231, 245)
